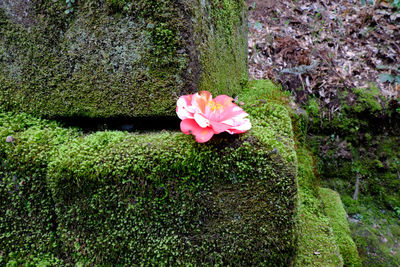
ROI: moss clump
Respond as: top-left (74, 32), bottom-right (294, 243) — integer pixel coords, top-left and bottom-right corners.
top-left (349, 86), bottom-right (383, 114)
top-left (341, 195), bottom-right (400, 266)
top-left (0, 113), bottom-right (77, 265)
top-left (46, 86), bottom-right (297, 265)
top-left (319, 188), bottom-right (361, 266)
top-left (0, 0), bottom-right (247, 118)
top-left (0, 81), bottom-right (298, 265)
top-left (242, 80), bottom-right (361, 266)
top-left (302, 82), bottom-right (400, 265)
top-left (309, 134), bottom-right (400, 214)
top-left (295, 147), bottom-right (344, 266)
top-left (195, 0), bottom-right (248, 95)
top-left (305, 85), bottom-right (397, 139)
top-left (307, 133), bottom-right (400, 265)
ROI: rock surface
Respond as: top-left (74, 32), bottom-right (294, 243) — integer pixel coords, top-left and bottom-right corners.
top-left (0, 0), bottom-right (247, 118)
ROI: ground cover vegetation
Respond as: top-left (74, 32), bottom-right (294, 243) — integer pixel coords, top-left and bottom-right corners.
top-left (247, 0), bottom-right (400, 264)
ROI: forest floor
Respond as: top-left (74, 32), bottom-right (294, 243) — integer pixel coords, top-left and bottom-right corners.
top-left (246, 0), bottom-right (400, 265)
top-left (246, 0), bottom-right (399, 112)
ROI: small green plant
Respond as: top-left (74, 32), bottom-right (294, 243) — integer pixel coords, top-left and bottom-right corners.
top-left (395, 207), bottom-right (400, 216)
top-left (393, 0), bottom-right (400, 9)
top-left (65, 0), bottom-right (75, 14)
top-left (360, 0), bottom-right (375, 5)
top-left (377, 65), bottom-right (400, 84)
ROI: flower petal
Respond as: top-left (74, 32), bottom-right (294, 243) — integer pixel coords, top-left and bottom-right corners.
top-left (176, 96), bottom-right (194, 120)
top-left (214, 95), bottom-right (234, 107)
top-left (194, 113), bottom-right (210, 128)
top-left (193, 91), bottom-right (212, 114)
top-left (210, 120), bottom-right (231, 134)
top-left (194, 128), bottom-right (214, 143)
top-left (180, 118), bottom-right (198, 135)
top-left (226, 119), bottom-right (252, 134)
top-left (180, 119), bottom-right (214, 143)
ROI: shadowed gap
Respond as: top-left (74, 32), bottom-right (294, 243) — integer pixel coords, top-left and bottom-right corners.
top-left (55, 116), bottom-right (181, 133)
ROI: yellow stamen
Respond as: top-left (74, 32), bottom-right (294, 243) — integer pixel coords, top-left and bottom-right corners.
top-left (207, 101), bottom-right (223, 111)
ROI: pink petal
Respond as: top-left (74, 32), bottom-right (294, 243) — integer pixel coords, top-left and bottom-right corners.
top-left (194, 113), bottom-right (210, 128)
top-left (183, 94), bottom-right (193, 105)
top-left (193, 91), bottom-right (212, 114)
top-left (214, 95), bottom-right (234, 107)
top-left (194, 128), bottom-right (214, 143)
top-left (210, 120), bottom-right (231, 134)
top-left (176, 96), bottom-right (194, 120)
top-left (208, 97), bottom-right (247, 122)
top-left (176, 106), bottom-right (190, 120)
top-left (226, 119), bottom-right (252, 134)
top-left (180, 119), bottom-right (214, 143)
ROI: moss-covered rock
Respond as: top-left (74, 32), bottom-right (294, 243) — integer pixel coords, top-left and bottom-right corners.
top-left (301, 83), bottom-right (400, 265)
top-left (0, 81), bottom-right (298, 265)
top-left (0, 113), bottom-right (77, 265)
top-left (295, 147), bottom-right (344, 267)
top-left (0, 79), bottom-right (363, 265)
top-left (0, 0), bottom-right (247, 118)
top-left (319, 188), bottom-right (361, 267)
top-left (309, 133), bottom-right (400, 266)
top-left (344, 200), bottom-right (400, 266)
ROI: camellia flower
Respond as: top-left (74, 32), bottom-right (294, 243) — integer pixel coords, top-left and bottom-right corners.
top-left (176, 91), bottom-right (251, 143)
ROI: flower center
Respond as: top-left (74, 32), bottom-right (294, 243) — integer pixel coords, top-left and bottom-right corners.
top-left (207, 101), bottom-right (223, 111)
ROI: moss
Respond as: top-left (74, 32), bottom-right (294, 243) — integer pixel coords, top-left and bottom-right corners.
top-left (350, 86), bottom-right (383, 114)
top-left (304, 84), bottom-right (395, 139)
top-left (303, 82), bottom-right (400, 265)
top-left (309, 134), bottom-right (400, 212)
top-left (242, 81), bottom-right (361, 266)
top-left (0, 113), bottom-right (77, 265)
top-left (0, 0), bottom-right (247, 118)
top-left (195, 0), bottom-right (248, 96)
top-left (0, 82), bottom-right (298, 265)
top-left (307, 97), bottom-right (320, 118)
top-left (5, 252), bottom-right (64, 267)
top-left (295, 147), bottom-right (344, 266)
top-left (46, 93), bottom-right (297, 265)
top-left (319, 188), bottom-right (361, 267)
top-left (346, 201), bottom-right (400, 266)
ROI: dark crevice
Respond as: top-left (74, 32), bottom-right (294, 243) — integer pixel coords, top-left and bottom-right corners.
top-left (55, 116), bottom-right (181, 133)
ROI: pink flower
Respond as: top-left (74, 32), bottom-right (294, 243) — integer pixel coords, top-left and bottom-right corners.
top-left (176, 91), bottom-right (251, 143)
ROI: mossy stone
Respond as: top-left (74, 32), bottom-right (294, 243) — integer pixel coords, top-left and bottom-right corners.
top-left (0, 81), bottom-right (298, 265)
top-left (319, 188), bottom-right (362, 267)
top-left (0, 0), bottom-right (247, 118)
top-left (295, 147), bottom-right (344, 267)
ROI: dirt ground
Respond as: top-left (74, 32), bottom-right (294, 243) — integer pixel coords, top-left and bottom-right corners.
top-left (246, 0), bottom-right (400, 111)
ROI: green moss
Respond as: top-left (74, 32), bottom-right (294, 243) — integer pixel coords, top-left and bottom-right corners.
top-left (309, 134), bottom-right (400, 211)
top-left (307, 97), bottom-right (320, 118)
top-left (345, 200), bottom-right (400, 266)
top-left (295, 147), bottom-right (344, 266)
top-left (47, 99), bottom-right (297, 265)
top-left (304, 84), bottom-right (393, 138)
top-left (0, 84), bottom-right (298, 265)
top-left (0, 113), bottom-right (77, 265)
top-left (311, 134), bottom-right (400, 265)
top-left (5, 252), bottom-right (64, 267)
top-left (0, 0), bottom-right (247, 118)
top-left (242, 81), bottom-right (361, 266)
top-left (319, 188), bottom-right (361, 267)
top-left (303, 82), bottom-right (400, 265)
top-left (196, 0), bottom-right (248, 96)
top-left (350, 86), bottom-right (383, 114)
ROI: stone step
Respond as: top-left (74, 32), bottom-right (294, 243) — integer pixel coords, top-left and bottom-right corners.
top-left (0, 0), bottom-right (247, 118)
